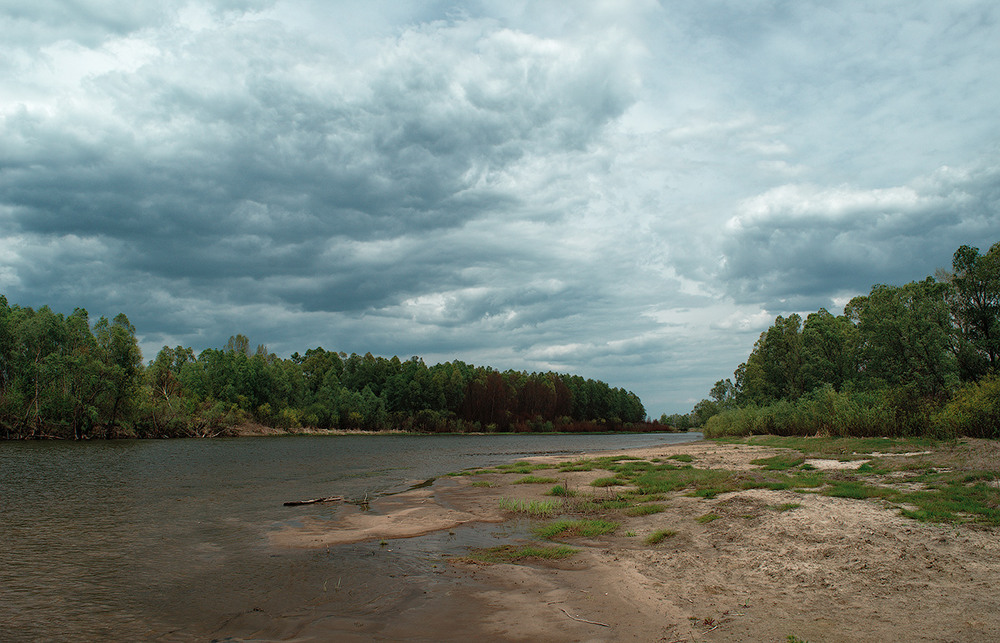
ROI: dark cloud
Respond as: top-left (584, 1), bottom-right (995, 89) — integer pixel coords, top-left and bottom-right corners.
top-left (1, 1), bottom-right (998, 414)
top-left (719, 166), bottom-right (1000, 308)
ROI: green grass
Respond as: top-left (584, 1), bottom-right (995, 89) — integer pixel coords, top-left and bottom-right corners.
top-left (495, 461), bottom-right (552, 474)
top-left (751, 455), bottom-right (806, 470)
top-left (645, 528), bottom-right (677, 544)
top-left (546, 484), bottom-right (576, 497)
top-left (471, 480), bottom-right (494, 488)
top-left (769, 502), bottom-right (801, 512)
top-left (591, 476), bottom-right (624, 487)
top-left (558, 462), bottom-right (596, 472)
top-left (821, 480), bottom-right (895, 500)
top-left (696, 513), bottom-right (720, 524)
top-left (669, 453), bottom-right (694, 462)
top-left (735, 435), bottom-right (940, 458)
top-left (899, 482), bottom-right (1000, 525)
top-left (497, 498), bottom-right (562, 517)
top-left (465, 544), bottom-right (578, 564)
top-left (513, 475), bottom-right (559, 485)
top-left (534, 519), bottom-right (619, 539)
top-left (625, 503), bottom-right (666, 516)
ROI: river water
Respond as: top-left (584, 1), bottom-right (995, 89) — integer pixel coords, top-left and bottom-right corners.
top-left (0, 432), bottom-right (700, 641)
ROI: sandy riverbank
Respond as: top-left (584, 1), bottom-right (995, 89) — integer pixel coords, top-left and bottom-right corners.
top-left (272, 439), bottom-right (1000, 642)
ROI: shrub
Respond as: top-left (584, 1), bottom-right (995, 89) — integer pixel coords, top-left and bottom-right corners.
top-left (933, 374), bottom-right (1000, 439)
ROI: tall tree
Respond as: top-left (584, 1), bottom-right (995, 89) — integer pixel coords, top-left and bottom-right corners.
top-left (846, 278), bottom-right (957, 395)
top-left (94, 314), bottom-right (143, 437)
top-left (948, 242), bottom-right (1000, 379)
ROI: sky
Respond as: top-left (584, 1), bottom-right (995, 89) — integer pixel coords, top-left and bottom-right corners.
top-left (2, 1), bottom-right (999, 416)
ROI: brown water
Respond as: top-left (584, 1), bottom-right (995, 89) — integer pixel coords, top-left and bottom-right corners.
top-left (0, 432), bottom-right (700, 641)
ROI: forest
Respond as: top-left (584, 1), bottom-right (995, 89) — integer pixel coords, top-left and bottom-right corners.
top-left (0, 301), bottom-right (648, 439)
top-left (687, 242), bottom-right (999, 439)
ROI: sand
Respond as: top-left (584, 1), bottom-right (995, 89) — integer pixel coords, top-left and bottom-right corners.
top-left (272, 439), bottom-right (1000, 642)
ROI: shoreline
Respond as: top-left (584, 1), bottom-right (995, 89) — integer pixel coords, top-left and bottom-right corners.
top-left (272, 437), bottom-right (1000, 642)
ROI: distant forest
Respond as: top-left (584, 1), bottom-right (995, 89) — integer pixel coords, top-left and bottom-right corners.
top-left (0, 299), bottom-right (650, 439)
top-left (675, 242), bottom-right (999, 439)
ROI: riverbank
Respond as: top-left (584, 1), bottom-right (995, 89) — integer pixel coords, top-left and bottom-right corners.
top-left (274, 437), bottom-right (1000, 642)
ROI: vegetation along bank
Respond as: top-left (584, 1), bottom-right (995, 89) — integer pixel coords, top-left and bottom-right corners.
top-left (673, 242), bottom-right (1000, 439)
top-left (0, 300), bottom-right (650, 439)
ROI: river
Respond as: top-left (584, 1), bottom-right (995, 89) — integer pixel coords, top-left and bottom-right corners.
top-left (0, 432), bottom-right (700, 641)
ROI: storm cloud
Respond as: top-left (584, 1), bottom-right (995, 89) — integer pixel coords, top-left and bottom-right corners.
top-left (2, 1), bottom-right (999, 414)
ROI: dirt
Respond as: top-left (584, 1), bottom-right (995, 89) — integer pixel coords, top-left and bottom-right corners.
top-left (274, 440), bottom-right (1000, 642)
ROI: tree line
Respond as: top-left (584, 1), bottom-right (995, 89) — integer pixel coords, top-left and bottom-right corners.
top-left (0, 297), bottom-right (650, 439)
top-left (690, 242), bottom-right (999, 439)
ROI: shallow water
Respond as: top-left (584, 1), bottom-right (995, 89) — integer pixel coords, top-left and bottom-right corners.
top-left (0, 432), bottom-right (700, 641)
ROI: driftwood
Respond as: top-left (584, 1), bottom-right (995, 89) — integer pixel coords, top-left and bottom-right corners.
top-left (283, 495), bottom-right (344, 506)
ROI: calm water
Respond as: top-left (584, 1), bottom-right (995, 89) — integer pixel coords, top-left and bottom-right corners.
top-left (0, 432), bottom-right (700, 641)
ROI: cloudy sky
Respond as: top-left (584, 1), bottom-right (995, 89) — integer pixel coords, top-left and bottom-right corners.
top-left (2, 1), bottom-right (998, 415)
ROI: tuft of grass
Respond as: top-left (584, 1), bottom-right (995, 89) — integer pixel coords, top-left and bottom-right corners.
top-left (696, 513), bottom-right (720, 524)
top-left (669, 453), bottom-right (694, 462)
top-left (769, 502), bottom-right (801, 512)
top-left (465, 544), bottom-right (578, 564)
top-left (497, 497), bottom-right (561, 517)
top-left (645, 528), bottom-right (677, 544)
top-left (471, 480), bottom-right (494, 488)
top-left (534, 519), bottom-right (618, 540)
top-left (591, 477), bottom-right (624, 487)
top-left (513, 475), bottom-right (559, 485)
top-left (625, 503), bottom-right (666, 516)
top-left (546, 484), bottom-right (576, 497)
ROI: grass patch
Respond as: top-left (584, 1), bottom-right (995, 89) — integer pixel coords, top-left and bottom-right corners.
top-left (497, 498), bottom-right (561, 517)
top-left (625, 503), bottom-right (666, 516)
top-left (669, 453), bottom-right (694, 462)
top-left (513, 475), bottom-right (559, 485)
top-left (591, 477), bottom-right (624, 487)
top-left (822, 481), bottom-right (895, 500)
top-left (900, 482), bottom-right (1000, 525)
top-left (738, 435), bottom-right (940, 458)
top-left (645, 529), bottom-right (677, 544)
top-left (696, 513), bottom-right (720, 524)
top-left (769, 502), bottom-right (801, 512)
top-left (471, 480), bottom-right (494, 488)
top-left (751, 455), bottom-right (806, 470)
top-left (631, 466), bottom-right (735, 496)
top-left (495, 461), bottom-right (552, 474)
top-left (534, 519), bottom-right (619, 540)
top-left (558, 461), bottom-right (596, 472)
top-left (465, 544), bottom-right (578, 564)
top-left (546, 484), bottom-right (576, 497)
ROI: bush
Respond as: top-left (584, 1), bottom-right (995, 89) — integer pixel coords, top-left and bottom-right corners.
top-left (933, 375), bottom-right (1000, 439)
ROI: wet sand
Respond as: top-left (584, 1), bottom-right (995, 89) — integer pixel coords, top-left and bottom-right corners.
top-left (272, 439), bottom-right (1000, 642)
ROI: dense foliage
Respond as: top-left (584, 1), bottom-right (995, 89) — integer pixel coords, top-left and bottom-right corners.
top-left (696, 242), bottom-right (1000, 439)
top-left (0, 297), bottom-right (648, 439)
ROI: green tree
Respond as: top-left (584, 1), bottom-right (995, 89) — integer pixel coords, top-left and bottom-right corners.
top-left (947, 242), bottom-right (1000, 379)
top-left (846, 278), bottom-right (957, 395)
top-left (736, 314), bottom-right (804, 405)
top-left (800, 308), bottom-right (857, 392)
top-left (94, 314), bottom-right (143, 437)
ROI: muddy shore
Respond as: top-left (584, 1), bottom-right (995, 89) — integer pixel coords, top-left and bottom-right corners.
top-left (273, 439), bottom-right (1000, 642)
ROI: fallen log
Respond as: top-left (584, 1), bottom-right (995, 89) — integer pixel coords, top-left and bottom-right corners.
top-left (283, 495), bottom-right (344, 506)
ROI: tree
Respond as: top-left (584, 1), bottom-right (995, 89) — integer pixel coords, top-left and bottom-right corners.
top-left (735, 314), bottom-right (804, 405)
top-left (947, 242), bottom-right (1000, 379)
top-left (846, 278), bottom-right (957, 396)
top-left (800, 309), bottom-right (857, 392)
top-left (94, 314), bottom-right (143, 437)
